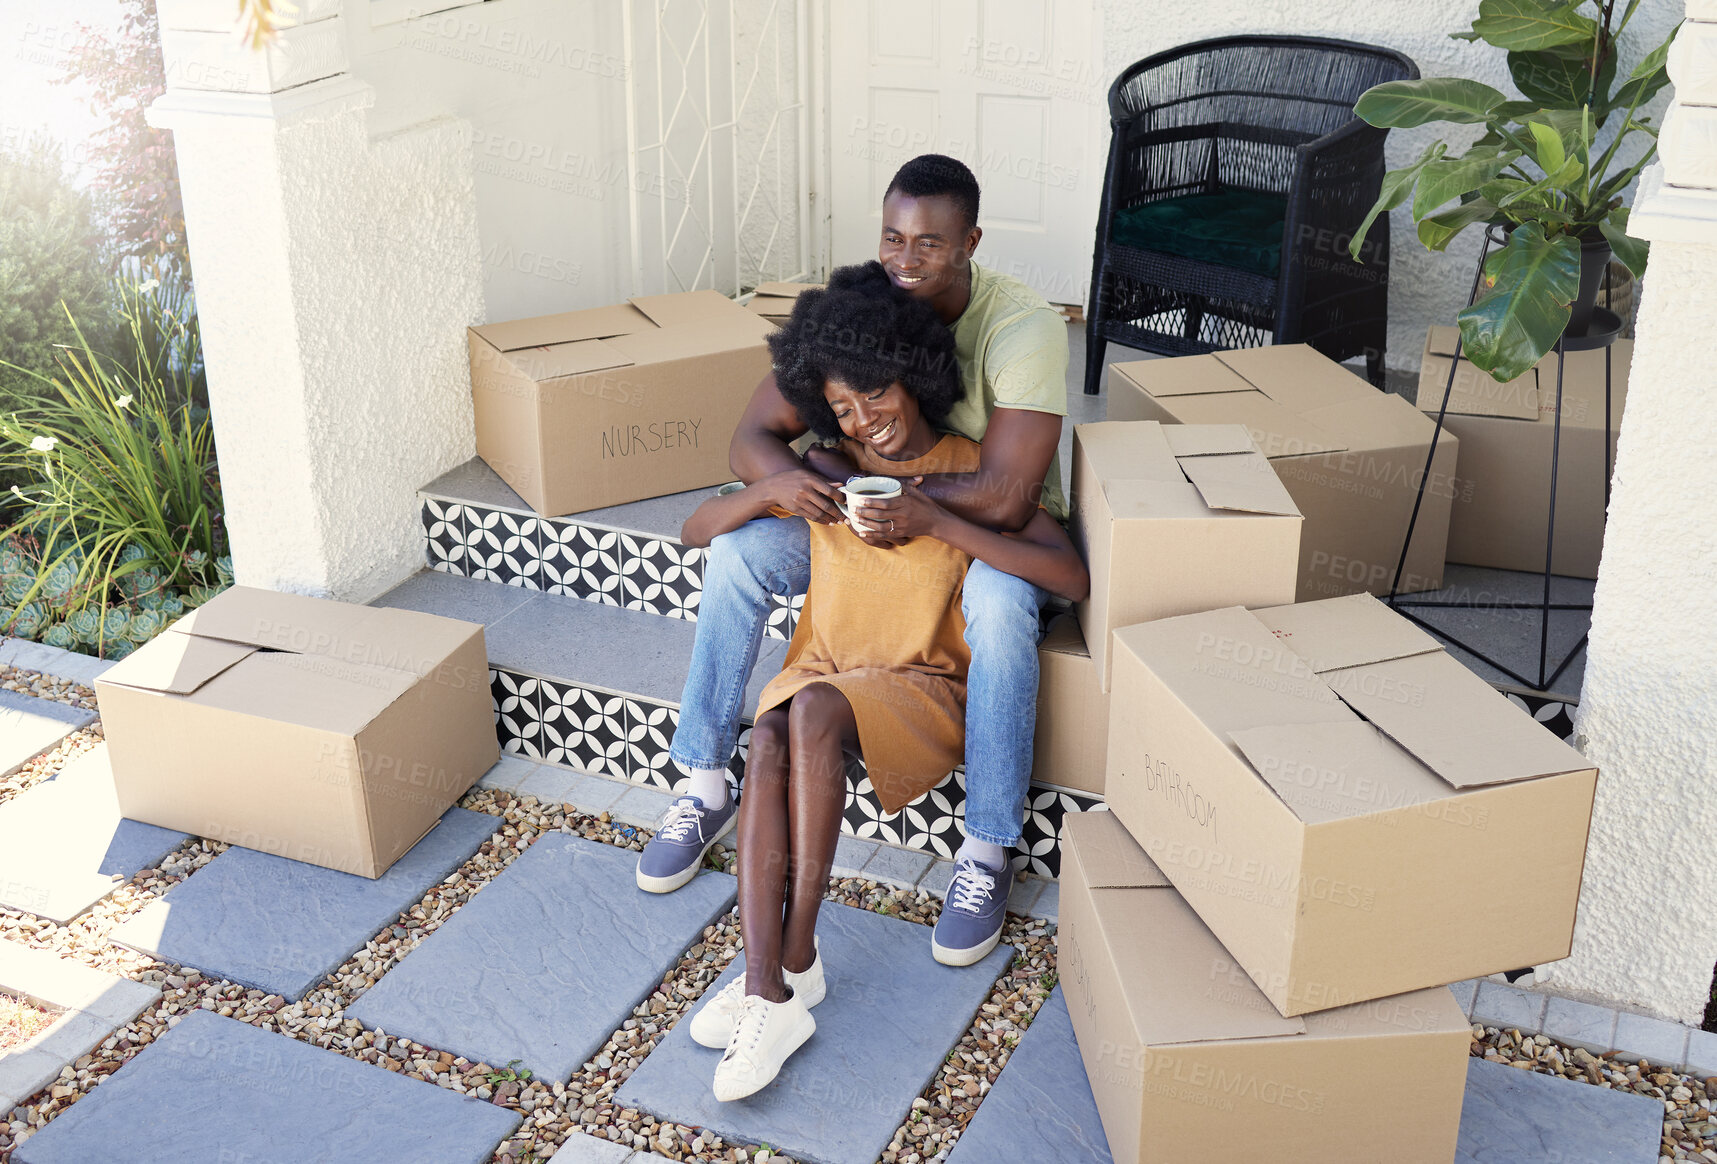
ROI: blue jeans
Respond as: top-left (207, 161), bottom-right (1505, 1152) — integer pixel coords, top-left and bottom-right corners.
top-left (671, 516), bottom-right (1048, 847)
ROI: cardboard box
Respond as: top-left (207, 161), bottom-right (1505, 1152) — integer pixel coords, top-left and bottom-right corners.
top-left (1032, 613), bottom-right (1109, 795)
top-left (745, 281), bottom-right (820, 323)
top-left (1418, 326), bottom-right (1629, 578)
top-left (1060, 810), bottom-right (1470, 1164)
top-left (1104, 592), bottom-right (1597, 1015)
top-left (95, 587), bottom-right (499, 879)
top-left (468, 290), bottom-right (776, 516)
top-left (1110, 345), bottom-right (1456, 600)
top-left (1071, 421), bottom-right (1301, 692)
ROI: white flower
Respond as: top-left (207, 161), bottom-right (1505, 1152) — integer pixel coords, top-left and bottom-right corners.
top-left (29, 436), bottom-right (56, 453)
top-left (9, 485), bottom-right (22, 498)
top-left (137, 279), bottom-right (159, 293)
top-left (115, 395), bottom-right (133, 410)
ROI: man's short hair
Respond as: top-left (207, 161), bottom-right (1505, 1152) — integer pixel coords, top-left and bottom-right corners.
top-left (884, 154), bottom-right (980, 233)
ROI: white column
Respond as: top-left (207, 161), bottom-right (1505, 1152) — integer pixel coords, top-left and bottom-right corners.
top-left (1542, 2), bottom-right (1717, 1024)
top-left (149, 0), bottom-right (485, 601)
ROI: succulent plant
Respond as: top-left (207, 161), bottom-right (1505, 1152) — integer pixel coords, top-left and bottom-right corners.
top-left (8, 601), bottom-right (48, 639)
top-left (118, 543), bottom-right (149, 565)
top-left (65, 608), bottom-right (102, 644)
top-left (188, 584), bottom-right (222, 607)
top-left (157, 591), bottom-right (185, 617)
top-left (215, 555), bottom-right (234, 587)
top-left (99, 606), bottom-right (131, 643)
top-left (41, 561), bottom-right (79, 608)
top-left (41, 623), bottom-right (77, 650)
top-left (3, 574), bottom-right (34, 605)
top-left (104, 639), bottom-right (136, 661)
top-left (0, 545), bottom-right (24, 575)
top-left (125, 609), bottom-right (165, 643)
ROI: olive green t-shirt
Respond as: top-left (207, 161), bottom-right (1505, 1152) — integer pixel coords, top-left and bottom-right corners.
top-left (938, 261), bottom-right (1070, 523)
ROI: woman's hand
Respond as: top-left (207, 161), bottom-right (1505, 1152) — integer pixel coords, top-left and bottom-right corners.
top-left (759, 467), bottom-right (847, 524)
top-left (849, 477), bottom-right (942, 545)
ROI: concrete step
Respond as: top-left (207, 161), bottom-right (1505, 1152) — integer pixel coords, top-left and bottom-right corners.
top-left (370, 570), bottom-right (1102, 877)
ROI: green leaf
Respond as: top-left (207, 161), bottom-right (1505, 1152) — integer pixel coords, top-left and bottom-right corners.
top-left (1528, 121), bottom-right (1566, 175)
top-left (1349, 142), bottom-right (1448, 261)
top-left (1471, 0), bottom-right (1598, 52)
top-left (1354, 78), bottom-right (1510, 128)
top-left (1414, 151), bottom-right (1522, 217)
top-left (1419, 199), bottom-right (1503, 251)
top-left (1600, 210), bottom-right (1649, 277)
top-left (1457, 222), bottom-right (1582, 382)
top-left (1605, 24), bottom-right (1678, 116)
top-left (1510, 46), bottom-right (1616, 109)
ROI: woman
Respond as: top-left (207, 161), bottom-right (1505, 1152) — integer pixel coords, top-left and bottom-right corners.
top-left (676, 262), bottom-right (1087, 1101)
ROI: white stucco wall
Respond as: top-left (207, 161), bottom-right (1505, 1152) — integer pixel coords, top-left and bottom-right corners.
top-left (1094, 0), bottom-right (1679, 373)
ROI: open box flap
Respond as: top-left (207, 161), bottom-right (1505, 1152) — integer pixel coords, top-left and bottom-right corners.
top-left (1162, 423), bottom-right (1255, 458)
top-left (1252, 593), bottom-right (1441, 674)
top-left (1077, 421), bottom-right (1187, 486)
top-left (1324, 650), bottom-right (1593, 789)
top-left (1229, 720), bottom-right (1458, 824)
top-left (507, 338), bottom-right (635, 380)
top-left (1120, 353), bottom-right (1256, 398)
top-left (171, 587), bottom-right (374, 656)
top-left (629, 289), bottom-right (749, 329)
top-left (753, 282), bottom-right (818, 298)
top-left (1216, 344), bottom-right (1370, 414)
top-left (1420, 325), bottom-right (1540, 420)
top-left (1153, 389), bottom-right (1349, 459)
top-left (471, 303), bottom-right (653, 352)
top-left (1064, 811), bottom-right (1172, 888)
top-left (1175, 448), bottom-right (1302, 516)
top-left (1300, 391), bottom-right (1435, 453)
top-left (96, 629), bottom-right (257, 695)
top-left (605, 312), bottom-right (777, 364)
top-left (188, 649), bottom-right (421, 737)
top-left (1039, 612), bottom-right (1089, 658)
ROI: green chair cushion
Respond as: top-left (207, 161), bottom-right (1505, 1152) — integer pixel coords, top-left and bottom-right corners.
top-left (1110, 189), bottom-right (1289, 278)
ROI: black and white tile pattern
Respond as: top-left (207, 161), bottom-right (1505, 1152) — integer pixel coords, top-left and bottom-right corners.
top-left (423, 500), bottom-right (466, 574)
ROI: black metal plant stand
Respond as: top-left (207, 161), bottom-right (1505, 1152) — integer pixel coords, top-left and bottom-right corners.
top-left (1387, 225), bottom-right (1619, 695)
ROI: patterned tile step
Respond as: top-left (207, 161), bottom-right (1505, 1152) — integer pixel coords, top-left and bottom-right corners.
top-left (112, 807), bottom-right (496, 1001)
top-left (0, 746), bottom-right (191, 922)
top-left (616, 901), bottom-right (1015, 1164)
top-left (0, 688), bottom-right (96, 776)
top-left (348, 835), bottom-right (737, 1082)
top-left (10, 1010), bottom-right (521, 1164)
top-left (422, 457), bottom-right (705, 541)
top-left (0, 939), bottom-right (161, 1113)
top-left (947, 986), bottom-right (1111, 1163)
top-left (1454, 1056), bottom-right (1663, 1163)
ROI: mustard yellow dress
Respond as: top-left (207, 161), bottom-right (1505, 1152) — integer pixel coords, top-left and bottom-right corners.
top-left (756, 433), bottom-right (980, 813)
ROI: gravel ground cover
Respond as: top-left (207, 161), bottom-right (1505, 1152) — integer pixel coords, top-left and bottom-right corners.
top-left (0, 667), bottom-right (103, 809)
top-left (0, 705), bottom-right (1706, 1163)
top-left (0, 994), bottom-right (63, 1053)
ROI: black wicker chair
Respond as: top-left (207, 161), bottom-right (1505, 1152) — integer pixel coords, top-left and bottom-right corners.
top-left (1083, 36), bottom-right (1419, 394)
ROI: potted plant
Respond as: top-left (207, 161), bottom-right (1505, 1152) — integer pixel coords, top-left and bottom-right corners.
top-left (1348, 1), bottom-right (1678, 382)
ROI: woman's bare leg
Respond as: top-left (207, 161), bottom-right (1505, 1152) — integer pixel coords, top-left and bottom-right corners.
top-left (781, 683), bottom-right (859, 975)
top-left (737, 708), bottom-right (793, 1003)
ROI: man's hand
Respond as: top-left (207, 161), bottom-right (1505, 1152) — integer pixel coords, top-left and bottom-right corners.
top-left (803, 443), bottom-right (860, 483)
top-left (758, 468), bottom-right (847, 524)
top-left (849, 476), bottom-right (939, 546)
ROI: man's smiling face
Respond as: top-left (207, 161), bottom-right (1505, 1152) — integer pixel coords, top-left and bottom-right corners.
top-left (877, 190), bottom-right (981, 320)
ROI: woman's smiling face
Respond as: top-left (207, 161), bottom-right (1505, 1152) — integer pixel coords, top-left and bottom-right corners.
top-left (823, 378), bottom-right (934, 461)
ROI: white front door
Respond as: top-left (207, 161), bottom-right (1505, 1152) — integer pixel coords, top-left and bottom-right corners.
top-left (825, 0), bottom-right (1101, 306)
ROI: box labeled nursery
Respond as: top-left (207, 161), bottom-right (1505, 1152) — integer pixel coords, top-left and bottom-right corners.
top-left (1071, 421), bottom-right (1301, 693)
top-left (1418, 326), bottom-right (1629, 578)
top-left (1059, 811), bottom-right (1470, 1164)
top-left (1032, 613), bottom-right (1109, 796)
top-left (745, 281), bottom-right (820, 324)
top-left (1103, 592), bottom-right (1597, 1016)
top-left (96, 587), bottom-right (499, 879)
top-left (1109, 344), bottom-right (1456, 601)
top-left (468, 289), bottom-right (776, 516)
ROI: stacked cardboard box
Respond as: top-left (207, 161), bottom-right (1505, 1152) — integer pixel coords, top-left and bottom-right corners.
top-left (1418, 326), bottom-right (1629, 578)
top-left (1109, 344), bottom-right (1457, 600)
top-left (745, 281), bottom-right (820, 323)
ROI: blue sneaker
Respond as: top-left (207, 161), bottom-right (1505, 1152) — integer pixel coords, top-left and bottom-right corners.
top-left (931, 857), bottom-right (1013, 966)
top-left (635, 795), bottom-right (737, 893)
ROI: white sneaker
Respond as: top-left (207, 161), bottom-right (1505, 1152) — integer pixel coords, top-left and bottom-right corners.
top-left (711, 990), bottom-right (815, 1102)
top-left (690, 941), bottom-right (825, 1049)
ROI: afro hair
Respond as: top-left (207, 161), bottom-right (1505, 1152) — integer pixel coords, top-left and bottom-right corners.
top-left (767, 261), bottom-right (963, 443)
top-left (884, 154), bottom-right (981, 232)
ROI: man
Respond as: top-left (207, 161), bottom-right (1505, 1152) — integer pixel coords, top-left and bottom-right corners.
top-left (636, 154), bottom-right (1068, 966)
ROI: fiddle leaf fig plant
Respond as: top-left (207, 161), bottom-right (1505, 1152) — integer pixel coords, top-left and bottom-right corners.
top-left (1348, 0), bottom-right (1677, 382)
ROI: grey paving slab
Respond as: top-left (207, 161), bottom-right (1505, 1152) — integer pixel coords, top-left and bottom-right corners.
top-left (517, 765), bottom-right (630, 814)
top-left (1471, 981), bottom-right (1548, 1032)
top-left (1454, 1055), bottom-right (1662, 1163)
top-left (0, 688), bottom-right (95, 775)
top-left (1612, 1010), bottom-right (1691, 1067)
top-left (547, 1132), bottom-right (637, 1163)
top-left (611, 784), bottom-right (677, 828)
top-left (1684, 1028), bottom-right (1717, 1077)
top-left (1449, 979), bottom-right (1479, 1017)
top-left (1030, 881), bottom-right (1061, 923)
top-left (0, 639), bottom-right (113, 686)
top-left (1005, 876), bottom-right (1043, 915)
top-left (948, 987), bottom-right (1111, 1163)
top-left (371, 568), bottom-right (536, 627)
top-left (11, 1009), bottom-right (520, 1164)
top-left (112, 806), bottom-right (496, 1001)
top-left (348, 835), bottom-right (737, 1082)
top-left (616, 899), bottom-right (1015, 1164)
top-left (483, 588), bottom-right (788, 706)
top-left (860, 844), bottom-right (935, 889)
top-left (830, 835), bottom-right (879, 879)
top-left (919, 859), bottom-right (955, 897)
top-left (477, 754), bottom-right (539, 793)
top-left (0, 746), bottom-right (191, 922)
top-left (1541, 995), bottom-right (1618, 1054)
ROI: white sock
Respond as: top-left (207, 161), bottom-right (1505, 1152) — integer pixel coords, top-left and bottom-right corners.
top-left (956, 835), bottom-right (1007, 871)
top-left (683, 764), bottom-right (730, 809)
